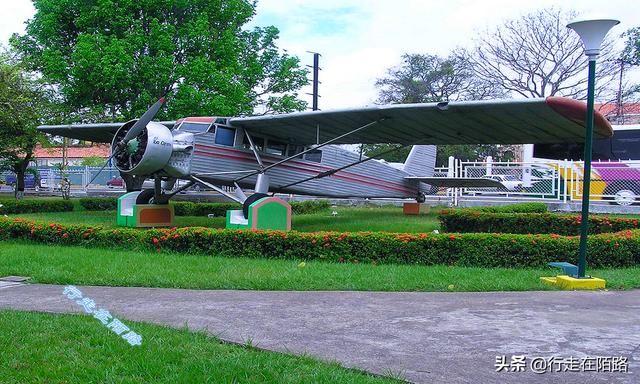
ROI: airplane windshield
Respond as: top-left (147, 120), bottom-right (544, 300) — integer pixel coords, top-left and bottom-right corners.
top-left (179, 122), bottom-right (211, 133)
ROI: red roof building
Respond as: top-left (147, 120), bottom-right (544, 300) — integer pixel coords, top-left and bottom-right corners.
top-left (32, 144), bottom-right (111, 167)
top-left (596, 103), bottom-right (640, 125)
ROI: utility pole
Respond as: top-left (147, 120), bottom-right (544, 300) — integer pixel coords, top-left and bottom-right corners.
top-left (306, 52), bottom-right (321, 111)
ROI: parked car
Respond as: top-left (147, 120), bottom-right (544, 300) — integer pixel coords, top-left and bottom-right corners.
top-left (5, 173), bottom-right (40, 191)
top-left (481, 175), bottom-right (523, 191)
top-left (40, 175), bottom-right (63, 190)
top-left (106, 177), bottom-right (125, 188)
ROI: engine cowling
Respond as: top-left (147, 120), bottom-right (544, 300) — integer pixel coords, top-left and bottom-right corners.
top-left (112, 120), bottom-right (174, 175)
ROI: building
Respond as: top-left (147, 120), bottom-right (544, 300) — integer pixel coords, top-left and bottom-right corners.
top-left (31, 144), bottom-right (111, 167)
top-left (596, 102), bottom-right (640, 125)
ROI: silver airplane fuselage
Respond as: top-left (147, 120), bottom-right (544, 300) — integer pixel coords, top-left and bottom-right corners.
top-left (179, 120), bottom-right (434, 199)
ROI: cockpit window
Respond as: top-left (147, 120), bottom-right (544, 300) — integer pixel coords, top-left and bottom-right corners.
top-left (266, 140), bottom-right (287, 156)
top-left (215, 126), bottom-right (236, 146)
top-left (243, 135), bottom-right (265, 152)
top-left (179, 122), bottom-right (211, 133)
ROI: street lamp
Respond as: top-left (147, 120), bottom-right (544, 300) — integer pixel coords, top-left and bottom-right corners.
top-left (567, 18), bottom-right (620, 278)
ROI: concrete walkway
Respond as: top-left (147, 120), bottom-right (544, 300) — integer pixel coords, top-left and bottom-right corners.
top-left (0, 283), bottom-right (638, 384)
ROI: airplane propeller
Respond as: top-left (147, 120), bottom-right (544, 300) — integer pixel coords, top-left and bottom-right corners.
top-left (85, 97), bottom-right (167, 188)
top-left (120, 97), bottom-right (166, 144)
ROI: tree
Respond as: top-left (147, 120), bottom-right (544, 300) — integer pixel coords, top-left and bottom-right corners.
top-left (619, 26), bottom-right (640, 104)
top-left (11, 0), bottom-right (308, 122)
top-left (435, 144), bottom-right (515, 166)
top-left (81, 156), bottom-right (105, 167)
top-left (359, 144), bottom-right (410, 164)
top-left (370, 53), bottom-right (505, 164)
top-left (0, 54), bottom-right (50, 199)
top-left (375, 53), bottom-right (504, 104)
top-left (466, 8), bottom-right (619, 100)
top-left (622, 27), bottom-right (640, 66)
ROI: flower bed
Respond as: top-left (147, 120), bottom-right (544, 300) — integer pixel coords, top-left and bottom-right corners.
top-left (438, 209), bottom-right (640, 235)
top-left (2, 217), bottom-right (638, 268)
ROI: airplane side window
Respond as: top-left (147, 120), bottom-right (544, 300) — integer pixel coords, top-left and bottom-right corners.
top-left (287, 145), bottom-right (304, 159)
top-left (215, 127), bottom-right (236, 146)
top-left (242, 135), bottom-right (264, 152)
top-left (266, 140), bottom-right (287, 156)
top-left (304, 149), bottom-right (322, 163)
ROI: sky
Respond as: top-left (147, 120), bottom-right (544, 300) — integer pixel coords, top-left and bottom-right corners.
top-left (1, 0), bottom-right (639, 110)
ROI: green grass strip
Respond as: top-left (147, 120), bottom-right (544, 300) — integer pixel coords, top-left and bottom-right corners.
top-left (0, 309), bottom-right (396, 383)
top-left (1, 241), bottom-right (639, 291)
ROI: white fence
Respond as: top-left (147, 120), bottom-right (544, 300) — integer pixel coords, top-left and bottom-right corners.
top-left (423, 157), bottom-right (640, 207)
top-left (1, 166), bottom-right (125, 193)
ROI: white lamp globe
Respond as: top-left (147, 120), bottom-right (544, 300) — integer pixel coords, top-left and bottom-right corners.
top-left (567, 18), bottom-right (620, 58)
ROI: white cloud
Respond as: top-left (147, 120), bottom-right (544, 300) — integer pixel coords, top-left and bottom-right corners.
top-left (2, 0), bottom-right (638, 111)
top-left (252, 0), bottom-right (640, 109)
top-left (0, 1), bottom-right (34, 47)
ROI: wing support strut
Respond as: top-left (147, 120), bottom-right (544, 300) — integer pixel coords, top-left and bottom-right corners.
top-left (243, 129), bottom-right (265, 168)
top-left (190, 176), bottom-right (245, 204)
top-left (235, 118), bottom-right (386, 183)
top-left (278, 144), bottom-right (408, 190)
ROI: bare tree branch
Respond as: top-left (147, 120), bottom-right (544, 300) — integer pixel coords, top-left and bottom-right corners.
top-left (466, 8), bottom-right (620, 101)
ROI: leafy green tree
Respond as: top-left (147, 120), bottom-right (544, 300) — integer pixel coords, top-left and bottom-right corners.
top-left (0, 54), bottom-right (50, 199)
top-left (359, 144), bottom-right (410, 163)
top-left (621, 26), bottom-right (640, 101)
top-left (80, 155), bottom-right (105, 167)
top-left (375, 53), bottom-right (503, 104)
top-left (622, 27), bottom-right (640, 66)
top-left (11, 0), bottom-right (308, 121)
top-left (371, 53), bottom-right (504, 164)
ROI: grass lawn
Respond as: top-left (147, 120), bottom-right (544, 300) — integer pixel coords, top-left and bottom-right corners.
top-left (0, 310), bottom-right (396, 384)
top-left (11, 205), bottom-right (442, 233)
top-left (2, 241), bottom-right (639, 291)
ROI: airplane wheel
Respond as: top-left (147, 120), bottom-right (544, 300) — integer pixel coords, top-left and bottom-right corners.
top-left (136, 188), bottom-right (169, 205)
top-left (243, 193), bottom-right (269, 219)
top-left (416, 192), bottom-right (426, 203)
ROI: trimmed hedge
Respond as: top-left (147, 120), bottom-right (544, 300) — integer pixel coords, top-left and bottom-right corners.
top-left (439, 210), bottom-right (640, 235)
top-left (78, 197), bottom-right (329, 216)
top-left (0, 199), bottom-right (74, 215)
top-left (470, 202), bottom-right (548, 213)
top-left (77, 198), bottom-right (117, 211)
top-left (1, 217), bottom-right (638, 268)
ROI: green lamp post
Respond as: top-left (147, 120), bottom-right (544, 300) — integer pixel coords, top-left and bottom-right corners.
top-left (567, 18), bottom-right (620, 278)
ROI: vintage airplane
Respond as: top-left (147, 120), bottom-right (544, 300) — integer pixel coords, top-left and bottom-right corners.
top-left (39, 96), bottom-right (613, 216)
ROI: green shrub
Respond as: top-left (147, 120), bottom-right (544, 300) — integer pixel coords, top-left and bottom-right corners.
top-left (0, 199), bottom-right (74, 214)
top-left (470, 202), bottom-right (548, 213)
top-left (290, 200), bottom-right (330, 214)
top-left (78, 197), bottom-right (118, 211)
top-left (439, 210), bottom-right (640, 235)
top-left (79, 197), bottom-right (329, 216)
top-left (2, 217), bottom-right (638, 268)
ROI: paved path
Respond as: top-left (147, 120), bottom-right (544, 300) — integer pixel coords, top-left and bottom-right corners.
top-left (1, 283), bottom-right (638, 383)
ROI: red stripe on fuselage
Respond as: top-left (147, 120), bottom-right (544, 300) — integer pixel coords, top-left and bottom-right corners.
top-left (193, 149), bottom-right (415, 195)
top-left (195, 144), bottom-right (414, 193)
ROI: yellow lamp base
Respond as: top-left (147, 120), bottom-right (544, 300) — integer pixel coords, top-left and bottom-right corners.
top-left (540, 275), bottom-right (606, 290)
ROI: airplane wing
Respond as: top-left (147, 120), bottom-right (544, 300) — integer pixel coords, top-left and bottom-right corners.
top-left (229, 97), bottom-right (612, 145)
top-left (405, 177), bottom-right (505, 188)
top-left (38, 121), bottom-right (176, 143)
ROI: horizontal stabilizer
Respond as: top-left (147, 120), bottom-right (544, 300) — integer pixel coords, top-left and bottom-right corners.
top-left (406, 177), bottom-right (505, 188)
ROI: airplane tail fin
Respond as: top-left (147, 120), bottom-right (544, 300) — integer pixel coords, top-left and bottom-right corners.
top-left (403, 145), bottom-right (437, 176)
